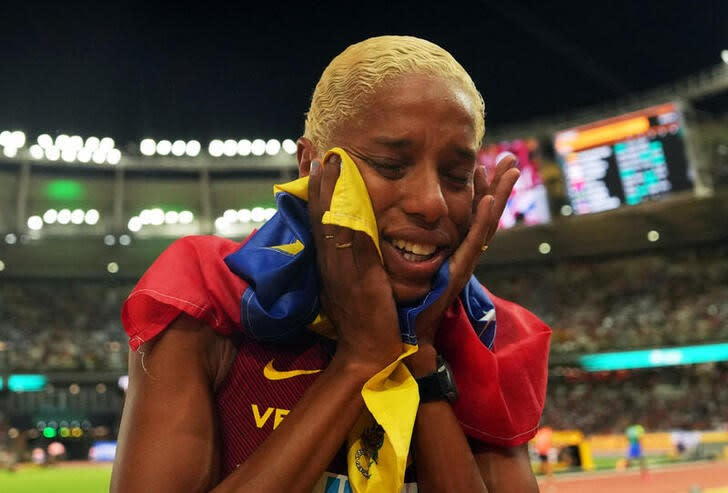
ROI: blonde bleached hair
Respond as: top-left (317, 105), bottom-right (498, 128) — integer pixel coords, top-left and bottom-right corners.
top-left (303, 35), bottom-right (485, 152)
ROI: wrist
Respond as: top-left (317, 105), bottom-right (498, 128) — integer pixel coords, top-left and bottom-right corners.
top-left (405, 344), bottom-right (438, 378)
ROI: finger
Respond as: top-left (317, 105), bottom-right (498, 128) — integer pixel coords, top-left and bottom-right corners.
top-left (319, 152), bottom-right (341, 214)
top-left (307, 159), bottom-right (323, 222)
top-left (486, 167), bottom-right (519, 242)
top-left (449, 195), bottom-right (495, 289)
top-left (472, 165), bottom-right (488, 215)
top-left (351, 229), bottom-right (381, 274)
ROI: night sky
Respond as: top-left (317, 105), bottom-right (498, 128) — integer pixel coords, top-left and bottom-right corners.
top-left (1, 0), bottom-right (726, 146)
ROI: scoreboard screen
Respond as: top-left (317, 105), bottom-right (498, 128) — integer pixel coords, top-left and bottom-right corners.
top-left (478, 138), bottom-right (551, 229)
top-left (554, 103), bottom-right (692, 215)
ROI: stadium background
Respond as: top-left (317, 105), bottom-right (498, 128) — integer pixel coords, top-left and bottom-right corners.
top-left (1, 1), bottom-right (728, 491)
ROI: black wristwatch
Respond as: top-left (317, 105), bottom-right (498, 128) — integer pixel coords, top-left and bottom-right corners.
top-left (416, 355), bottom-right (459, 403)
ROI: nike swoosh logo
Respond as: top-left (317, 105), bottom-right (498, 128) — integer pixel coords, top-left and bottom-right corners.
top-left (263, 359), bottom-right (322, 381)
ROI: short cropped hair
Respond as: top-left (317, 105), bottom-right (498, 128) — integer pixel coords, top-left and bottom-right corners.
top-left (304, 35), bottom-right (485, 153)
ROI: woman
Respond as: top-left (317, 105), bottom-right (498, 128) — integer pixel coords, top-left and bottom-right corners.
top-left (111, 35), bottom-right (550, 492)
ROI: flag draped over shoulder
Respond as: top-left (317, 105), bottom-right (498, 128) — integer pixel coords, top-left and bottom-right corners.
top-left (122, 148), bottom-right (551, 493)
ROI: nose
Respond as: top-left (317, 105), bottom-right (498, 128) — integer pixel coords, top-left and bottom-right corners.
top-left (400, 166), bottom-right (448, 225)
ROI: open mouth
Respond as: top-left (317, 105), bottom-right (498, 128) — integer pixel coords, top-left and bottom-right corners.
top-left (388, 238), bottom-right (440, 262)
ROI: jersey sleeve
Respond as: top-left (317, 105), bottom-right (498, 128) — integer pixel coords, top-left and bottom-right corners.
top-left (122, 235), bottom-right (250, 351)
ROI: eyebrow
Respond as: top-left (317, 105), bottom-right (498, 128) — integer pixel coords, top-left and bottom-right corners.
top-left (371, 136), bottom-right (477, 161)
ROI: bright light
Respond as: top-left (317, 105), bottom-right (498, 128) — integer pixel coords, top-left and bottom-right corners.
top-left (560, 204), bottom-right (573, 216)
top-left (119, 234), bottom-right (131, 246)
top-left (85, 209), bottom-right (100, 225)
top-left (11, 131), bottom-right (26, 148)
top-left (85, 136), bottom-right (100, 150)
top-left (57, 209), bottom-right (72, 224)
top-left (0, 259), bottom-right (4, 271)
top-left (140, 138), bottom-right (156, 156)
top-left (237, 139), bottom-right (252, 156)
top-left (107, 148), bottom-right (121, 165)
top-left (43, 209), bottom-right (58, 224)
top-left (127, 216), bottom-right (142, 232)
top-left (223, 139), bottom-right (237, 157)
top-left (55, 134), bottom-right (69, 147)
top-left (0, 131), bottom-right (8, 146)
top-left (139, 209), bottom-right (152, 224)
top-left (223, 209), bottom-right (238, 222)
top-left (208, 139), bottom-right (224, 157)
top-left (27, 215), bottom-right (43, 230)
top-left (265, 139), bottom-right (281, 156)
top-left (30, 144), bottom-right (44, 160)
top-left (185, 140), bottom-right (201, 157)
top-left (99, 137), bottom-right (115, 152)
top-left (68, 135), bottom-right (83, 150)
top-left (164, 210), bottom-right (179, 224)
top-left (45, 147), bottom-right (60, 161)
top-left (92, 150), bottom-right (106, 164)
top-left (3, 147), bottom-right (18, 158)
top-left (156, 140), bottom-right (172, 156)
top-left (722, 49), bottom-right (728, 64)
top-left (264, 208), bottom-right (277, 220)
top-left (251, 207), bottom-right (266, 222)
top-left (38, 134), bottom-right (53, 148)
top-left (149, 208), bottom-right (165, 226)
top-left (647, 230), bottom-right (660, 242)
top-left (178, 210), bottom-right (194, 224)
top-left (5, 233), bottom-right (17, 244)
top-left (77, 148), bottom-right (92, 163)
top-left (71, 209), bottom-right (85, 224)
top-left (214, 217), bottom-right (228, 230)
top-left (61, 147), bottom-right (77, 162)
top-left (251, 139), bottom-right (266, 156)
top-left (282, 139), bottom-right (297, 154)
top-left (538, 242), bottom-right (552, 255)
top-left (238, 209), bottom-right (251, 222)
top-left (107, 261), bottom-right (119, 274)
top-left (171, 140), bottom-right (186, 156)
top-left (104, 234), bottom-right (116, 246)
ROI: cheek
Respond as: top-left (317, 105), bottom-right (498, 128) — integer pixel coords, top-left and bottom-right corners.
top-left (445, 190), bottom-right (474, 237)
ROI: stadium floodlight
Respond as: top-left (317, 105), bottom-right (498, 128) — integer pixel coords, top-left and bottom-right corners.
top-left (164, 210), bottom-right (179, 224)
top-left (140, 138), bottom-right (156, 156)
top-left (71, 208), bottom-right (85, 224)
top-left (208, 139), bottom-right (224, 157)
top-left (85, 136), bottom-right (100, 150)
top-left (647, 230), bottom-right (660, 242)
top-left (722, 49), bottom-right (728, 64)
top-left (57, 209), bottom-right (72, 224)
top-left (107, 261), bottom-right (119, 274)
top-left (38, 134), bottom-right (53, 148)
top-left (0, 259), bottom-right (4, 271)
top-left (282, 139), bottom-right (297, 154)
top-left (29, 144), bottom-right (44, 160)
top-left (104, 234), bottom-right (116, 246)
top-left (27, 215), bottom-right (43, 230)
top-left (85, 209), bottom-right (100, 225)
top-left (0, 131), bottom-right (10, 146)
top-left (178, 210), bottom-right (194, 224)
top-left (223, 208), bottom-right (238, 223)
top-left (237, 139), bottom-right (252, 156)
top-left (251, 207), bottom-right (266, 223)
top-left (68, 135), bottom-right (83, 150)
top-left (3, 147), bottom-right (18, 158)
top-left (107, 148), bottom-right (121, 165)
top-left (214, 217), bottom-right (228, 230)
top-left (251, 139), bottom-right (266, 156)
top-left (119, 234), bottom-right (131, 246)
top-left (139, 209), bottom-right (152, 224)
top-left (156, 139), bottom-right (172, 156)
top-left (171, 140), bottom-right (186, 156)
top-left (45, 147), bottom-right (61, 161)
top-left (538, 242), bottom-right (551, 255)
top-left (127, 216), bottom-right (142, 232)
top-left (92, 150), bottom-right (106, 164)
top-left (223, 139), bottom-right (237, 157)
top-left (61, 147), bottom-right (77, 163)
top-left (5, 233), bottom-right (17, 244)
top-left (238, 208), bottom-right (251, 223)
top-left (55, 134), bottom-right (70, 147)
top-left (149, 208), bottom-right (165, 226)
top-left (11, 131), bottom-right (26, 148)
top-left (264, 208), bottom-right (277, 220)
top-left (185, 140), bottom-right (201, 157)
top-left (99, 137), bottom-right (115, 152)
top-left (43, 209), bottom-right (58, 224)
top-left (77, 148), bottom-right (92, 163)
top-left (265, 139), bottom-right (281, 156)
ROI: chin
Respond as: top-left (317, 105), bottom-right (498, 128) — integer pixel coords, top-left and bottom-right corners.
top-left (391, 280), bottom-right (432, 306)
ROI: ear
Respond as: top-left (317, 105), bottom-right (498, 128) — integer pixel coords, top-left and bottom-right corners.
top-left (297, 137), bottom-right (320, 177)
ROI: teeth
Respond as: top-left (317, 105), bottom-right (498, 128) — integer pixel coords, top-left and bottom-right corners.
top-left (391, 238), bottom-right (437, 256)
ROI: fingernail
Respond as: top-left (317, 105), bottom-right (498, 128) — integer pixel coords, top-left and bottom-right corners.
top-left (495, 151), bottom-right (518, 168)
top-left (327, 154), bottom-right (341, 167)
top-left (310, 160), bottom-right (321, 175)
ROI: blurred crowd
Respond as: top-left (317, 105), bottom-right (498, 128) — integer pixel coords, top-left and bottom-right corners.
top-left (0, 281), bottom-right (130, 371)
top-left (542, 362), bottom-right (728, 435)
top-left (485, 243), bottom-right (728, 356)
